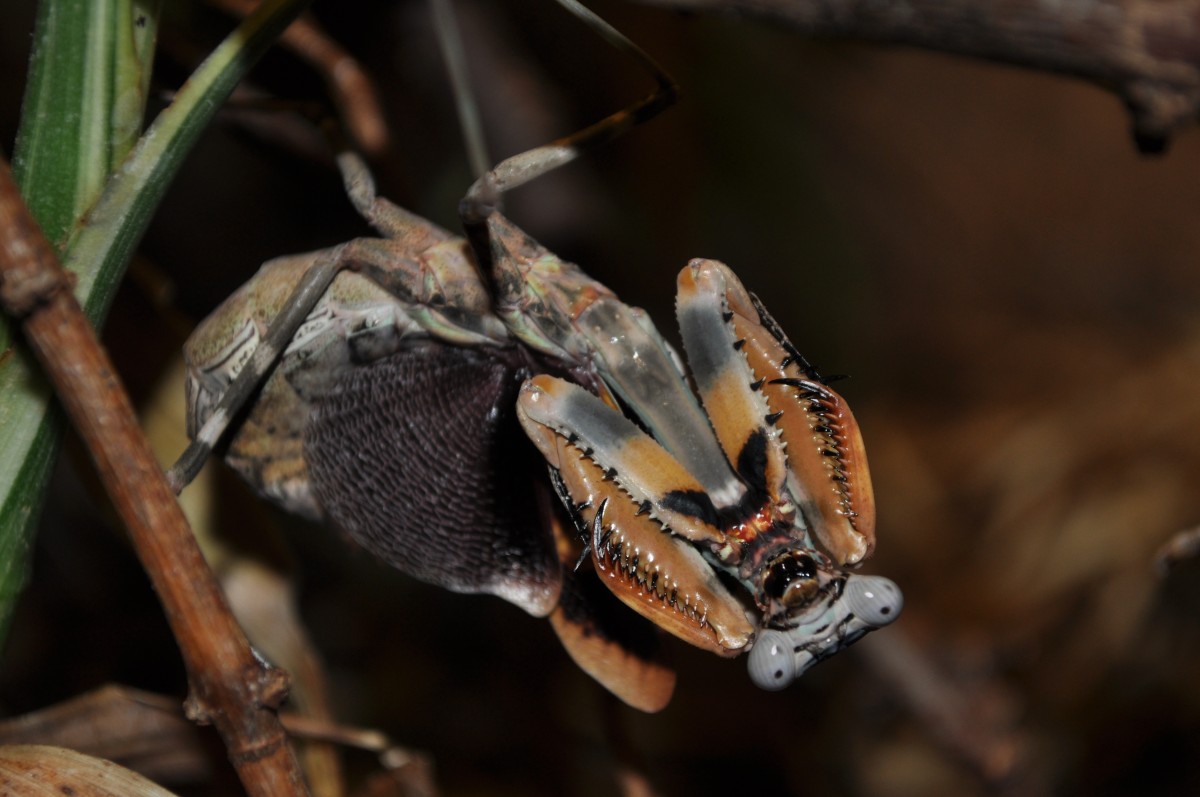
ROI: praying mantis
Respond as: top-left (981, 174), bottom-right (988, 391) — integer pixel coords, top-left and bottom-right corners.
top-left (170, 0), bottom-right (900, 712)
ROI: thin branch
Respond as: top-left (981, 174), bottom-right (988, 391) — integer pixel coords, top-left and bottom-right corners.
top-left (0, 157), bottom-right (310, 797)
top-left (208, 0), bottom-right (389, 155)
top-left (633, 0), bottom-right (1200, 149)
top-left (859, 629), bottom-right (1035, 794)
top-left (0, 685), bottom-right (436, 796)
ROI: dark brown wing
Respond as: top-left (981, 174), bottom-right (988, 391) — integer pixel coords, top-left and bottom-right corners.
top-left (549, 560), bottom-right (676, 712)
top-left (304, 343), bottom-right (562, 616)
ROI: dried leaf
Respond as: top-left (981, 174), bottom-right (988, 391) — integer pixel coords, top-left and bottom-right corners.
top-left (0, 745), bottom-right (182, 797)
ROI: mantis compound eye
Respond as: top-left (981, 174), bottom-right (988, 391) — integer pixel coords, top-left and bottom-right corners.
top-left (746, 629), bottom-right (795, 690)
top-left (762, 552), bottom-right (820, 608)
top-left (747, 573), bottom-right (903, 690)
top-left (842, 574), bottom-right (903, 626)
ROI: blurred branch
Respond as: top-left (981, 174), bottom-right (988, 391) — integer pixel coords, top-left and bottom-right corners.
top-left (633, 0), bottom-right (1200, 149)
top-left (0, 157), bottom-right (309, 797)
top-left (1155, 524), bottom-right (1200, 575)
top-left (860, 628), bottom-right (1031, 791)
top-left (208, 0), bottom-right (389, 155)
top-left (0, 686), bottom-right (437, 797)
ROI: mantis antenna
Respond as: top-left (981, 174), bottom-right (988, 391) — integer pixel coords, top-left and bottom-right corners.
top-left (429, 0), bottom-right (679, 230)
top-left (429, 0), bottom-right (491, 182)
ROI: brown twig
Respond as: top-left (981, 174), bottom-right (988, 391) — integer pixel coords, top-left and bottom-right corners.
top-left (209, 0), bottom-right (389, 155)
top-left (632, 0), bottom-right (1200, 149)
top-left (0, 158), bottom-right (310, 797)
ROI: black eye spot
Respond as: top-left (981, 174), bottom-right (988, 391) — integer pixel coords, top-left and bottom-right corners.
top-left (763, 569), bottom-right (787, 600)
top-left (763, 553), bottom-right (818, 600)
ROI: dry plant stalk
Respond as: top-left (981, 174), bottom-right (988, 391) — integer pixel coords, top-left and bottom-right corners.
top-left (0, 157), bottom-right (310, 797)
top-left (0, 685), bottom-right (436, 796)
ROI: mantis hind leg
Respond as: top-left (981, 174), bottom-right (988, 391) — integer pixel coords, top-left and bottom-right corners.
top-left (169, 244), bottom-right (348, 492)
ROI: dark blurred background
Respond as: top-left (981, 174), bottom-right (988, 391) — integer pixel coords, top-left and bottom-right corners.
top-left (2, 0), bottom-right (1200, 795)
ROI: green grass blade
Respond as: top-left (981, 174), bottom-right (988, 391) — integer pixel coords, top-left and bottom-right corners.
top-left (67, 0), bottom-right (313, 323)
top-left (0, 0), bottom-right (160, 646)
top-left (0, 0), bottom-right (310, 648)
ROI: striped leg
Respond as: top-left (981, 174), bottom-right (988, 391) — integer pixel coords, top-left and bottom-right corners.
top-left (168, 244), bottom-right (347, 493)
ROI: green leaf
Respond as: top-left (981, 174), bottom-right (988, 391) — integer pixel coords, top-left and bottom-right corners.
top-left (11, 0), bottom-right (159, 252)
top-left (0, 0), bottom-right (160, 647)
top-left (0, 0), bottom-right (311, 648)
top-left (67, 0), bottom-right (313, 323)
